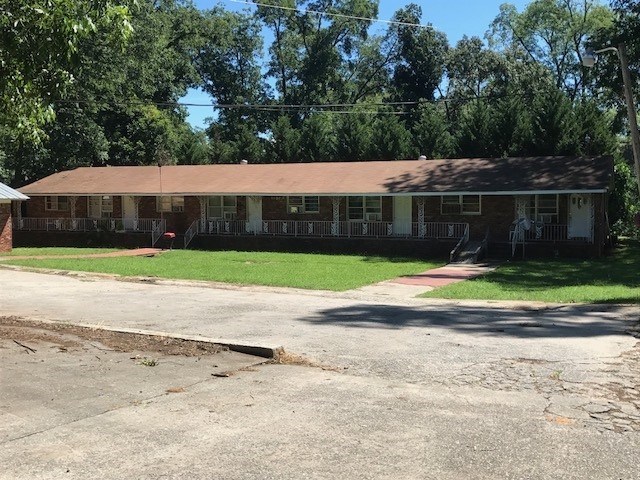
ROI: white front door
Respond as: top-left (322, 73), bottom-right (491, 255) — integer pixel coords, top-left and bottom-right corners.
top-left (122, 196), bottom-right (136, 230)
top-left (247, 196), bottom-right (263, 233)
top-left (568, 194), bottom-right (592, 239)
top-left (393, 196), bottom-right (412, 235)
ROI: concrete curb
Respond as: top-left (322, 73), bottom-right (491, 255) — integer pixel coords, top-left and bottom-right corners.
top-left (9, 316), bottom-right (285, 360)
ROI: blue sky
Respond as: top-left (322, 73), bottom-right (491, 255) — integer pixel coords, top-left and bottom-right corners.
top-left (183, 0), bottom-right (531, 128)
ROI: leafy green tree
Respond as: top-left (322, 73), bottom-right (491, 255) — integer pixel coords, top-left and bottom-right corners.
top-left (299, 113), bottom-right (337, 162)
top-left (489, 0), bottom-right (613, 99)
top-left (390, 4), bottom-right (448, 105)
top-left (0, 0), bottom-right (134, 141)
top-left (456, 99), bottom-right (495, 157)
top-left (371, 114), bottom-right (413, 160)
top-left (335, 112), bottom-right (375, 161)
top-left (411, 103), bottom-right (456, 159)
top-left (528, 87), bottom-right (580, 155)
top-left (268, 116), bottom-right (302, 163)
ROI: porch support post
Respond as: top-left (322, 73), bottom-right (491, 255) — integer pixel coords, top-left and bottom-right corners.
top-left (198, 196), bottom-right (207, 230)
top-left (69, 196), bottom-right (77, 220)
top-left (331, 196), bottom-right (342, 236)
top-left (515, 195), bottom-right (528, 219)
top-left (13, 201), bottom-right (22, 229)
top-left (416, 197), bottom-right (425, 238)
top-left (133, 196), bottom-right (141, 230)
top-left (69, 196), bottom-right (77, 230)
top-left (590, 197), bottom-right (595, 243)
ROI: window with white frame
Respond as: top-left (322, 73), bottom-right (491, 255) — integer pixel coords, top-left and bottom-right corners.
top-left (101, 195), bottom-right (113, 213)
top-left (348, 196), bottom-right (382, 221)
top-left (441, 195), bottom-right (481, 215)
top-left (156, 196), bottom-right (184, 213)
top-left (45, 196), bottom-right (69, 211)
top-left (88, 196), bottom-right (112, 218)
top-left (207, 196), bottom-right (237, 219)
top-left (287, 196), bottom-right (319, 214)
top-left (526, 194), bottom-right (558, 223)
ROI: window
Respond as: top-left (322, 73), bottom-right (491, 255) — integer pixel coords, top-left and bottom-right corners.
top-left (89, 196), bottom-right (112, 218)
top-left (45, 196), bottom-right (69, 211)
top-left (441, 195), bottom-right (481, 215)
top-left (207, 196), bottom-right (237, 219)
top-left (526, 194), bottom-right (558, 223)
top-left (287, 196), bottom-right (319, 214)
top-left (157, 196), bottom-right (184, 213)
top-left (101, 196), bottom-right (113, 213)
top-left (348, 196), bottom-right (382, 221)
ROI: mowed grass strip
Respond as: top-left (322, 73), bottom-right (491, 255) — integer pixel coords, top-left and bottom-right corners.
top-left (421, 239), bottom-right (640, 304)
top-left (1, 247), bottom-right (121, 257)
top-left (5, 250), bottom-right (440, 291)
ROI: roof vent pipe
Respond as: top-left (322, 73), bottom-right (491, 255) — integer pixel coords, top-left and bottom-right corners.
top-left (418, 155), bottom-right (427, 161)
top-left (239, 159), bottom-right (248, 165)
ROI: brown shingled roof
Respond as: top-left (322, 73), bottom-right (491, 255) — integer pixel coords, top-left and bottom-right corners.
top-left (18, 156), bottom-right (613, 196)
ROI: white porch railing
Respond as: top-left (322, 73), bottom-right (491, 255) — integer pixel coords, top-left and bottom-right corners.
top-left (195, 219), bottom-right (468, 240)
top-left (15, 217), bottom-right (165, 233)
top-left (509, 223), bottom-right (572, 243)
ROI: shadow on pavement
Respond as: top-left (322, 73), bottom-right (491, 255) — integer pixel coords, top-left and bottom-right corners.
top-left (302, 303), bottom-right (638, 338)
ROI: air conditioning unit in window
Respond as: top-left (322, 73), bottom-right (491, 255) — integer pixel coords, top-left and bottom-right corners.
top-left (365, 213), bottom-right (379, 222)
top-left (224, 212), bottom-right (236, 220)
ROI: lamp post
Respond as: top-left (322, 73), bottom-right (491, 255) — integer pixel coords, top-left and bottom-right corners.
top-left (583, 44), bottom-right (640, 196)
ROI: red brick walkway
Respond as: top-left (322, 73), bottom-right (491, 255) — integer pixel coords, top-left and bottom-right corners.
top-left (0, 248), bottom-right (163, 261)
top-left (390, 263), bottom-right (497, 288)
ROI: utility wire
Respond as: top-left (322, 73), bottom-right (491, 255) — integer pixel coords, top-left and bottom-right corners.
top-left (227, 0), bottom-right (433, 29)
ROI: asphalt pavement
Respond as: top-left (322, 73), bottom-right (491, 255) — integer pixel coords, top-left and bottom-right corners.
top-left (0, 268), bottom-right (639, 479)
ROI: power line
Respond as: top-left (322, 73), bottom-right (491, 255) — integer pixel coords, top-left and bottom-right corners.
top-left (227, 0), bottom-right (433, 29)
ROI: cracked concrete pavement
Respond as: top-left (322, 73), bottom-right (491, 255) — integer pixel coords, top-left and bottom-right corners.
top-left (1, 268), bottom-right (639, 478)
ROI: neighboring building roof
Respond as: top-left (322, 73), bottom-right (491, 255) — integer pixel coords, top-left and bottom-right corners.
top-left (0, 181), bottom-right (29, 200)
top-left (18, 156), bottom-right (613, 196)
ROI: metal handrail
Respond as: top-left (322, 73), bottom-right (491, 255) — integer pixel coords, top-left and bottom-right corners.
top-left (150, 220), bottom-right (166, 246)
top-left (449, 224), bottom-right (470, 263)
top-left (183, 219), bottom-right (201, 248)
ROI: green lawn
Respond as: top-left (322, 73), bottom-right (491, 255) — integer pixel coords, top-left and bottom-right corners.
top-left (3, 250), bottom-right (440, 291)
top-left (1, 247), bottom-right (121, 256)
top-left (421, 239), bottom-right (640, 304)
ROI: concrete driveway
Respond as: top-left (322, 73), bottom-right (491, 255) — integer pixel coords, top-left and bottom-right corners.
top-left (1, 268), bottom-right (639, 479)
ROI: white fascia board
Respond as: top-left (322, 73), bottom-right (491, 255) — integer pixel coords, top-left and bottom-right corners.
top-left (23, 189), bottom-right (608, 197)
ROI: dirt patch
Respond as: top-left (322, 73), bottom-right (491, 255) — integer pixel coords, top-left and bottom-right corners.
top-left (0, 316), bottom-right (227, 357)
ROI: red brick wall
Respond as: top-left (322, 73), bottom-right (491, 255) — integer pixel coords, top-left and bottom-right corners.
top-left (25, 196), bottom-right (103, 218)
top-left (410, 195), bottom-right (516, 240)
top-left (18, 193), bottom-right (610, 252)
top-left (0, 203), bottom-right (12, 252)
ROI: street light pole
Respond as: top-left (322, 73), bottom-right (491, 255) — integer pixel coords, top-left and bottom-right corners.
top-left (584, 44), bottom-right (640, 196)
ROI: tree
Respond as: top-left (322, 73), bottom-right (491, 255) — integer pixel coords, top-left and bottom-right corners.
top-left (411, 103), bottom-right (456, 159)
top-left (0, 0), bottom-right (134, 141)
top-left (1, 0), bottom-right (208, 184)
top-left (489, 0), bottom-right (614, 100)
top-left (371, 114), bottom-right (413, 160)
top-left (390, 4), bottom-right (448, 106)
top-left (335, 112), bottom-right (375, 160)
top-left (268, 116), bottom-right (302, 163)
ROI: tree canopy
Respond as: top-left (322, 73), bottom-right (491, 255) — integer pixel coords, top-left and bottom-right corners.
top-left (0, 0), bottom-right (634, 200)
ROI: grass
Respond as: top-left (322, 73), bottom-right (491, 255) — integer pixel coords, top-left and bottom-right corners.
top-left (2, 247), bottom-right (121, 256)
top-left (421, 239), bottom-right (640, 304)
top-left (3, 249), bottom-right (440, 291)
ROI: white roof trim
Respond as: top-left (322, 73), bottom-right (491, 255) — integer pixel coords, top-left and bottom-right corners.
top-left (23, 189), bottom-right (608, 197)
